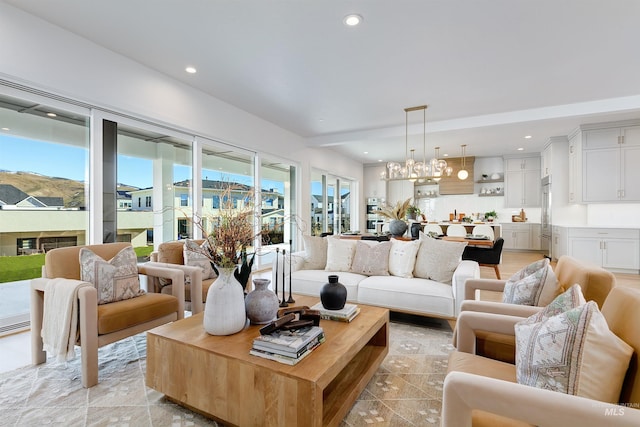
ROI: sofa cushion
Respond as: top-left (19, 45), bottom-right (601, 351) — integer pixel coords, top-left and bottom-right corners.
top-left (388, 239), bottom-right (420, 278)
top-left (302, 235), bottom-right (328, 270)
top-left (502, 264), bottom-right (557, 306)
top-left (515, 301), bottom-right (633, 403)
top-left (414, 237), bottom-right (467, 284)
top-left (350, 240), bottom-right (391, 276)
top-left (358, 275), bottom-right (455, 318)
top-left (79, 246), bottom-right (144, 305)
top-left (183, 239), bottom-right (217, 280)
top-left (325, 237), bottom-right (357, 272)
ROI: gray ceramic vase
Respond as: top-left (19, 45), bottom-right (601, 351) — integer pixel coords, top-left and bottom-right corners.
top-left (388, 219), bottom-right (408, 237)
top-left (245, 278), bottom-right (279, 324)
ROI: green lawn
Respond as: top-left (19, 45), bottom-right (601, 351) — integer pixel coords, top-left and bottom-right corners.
top-left (0, 245), bottom-right (155, 283)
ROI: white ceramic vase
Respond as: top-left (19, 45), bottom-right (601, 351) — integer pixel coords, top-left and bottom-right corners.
top-left (203, 266), bottom-right (247, 335)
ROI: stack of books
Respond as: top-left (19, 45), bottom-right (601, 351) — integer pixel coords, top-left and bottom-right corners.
top-left (310, 302), bottom-right (360, 322)
top-left (250, 325), bottom-right (324, 365)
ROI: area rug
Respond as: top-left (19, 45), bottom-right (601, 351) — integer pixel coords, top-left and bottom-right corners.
top-left (0, 317), bottom-right (453, 426)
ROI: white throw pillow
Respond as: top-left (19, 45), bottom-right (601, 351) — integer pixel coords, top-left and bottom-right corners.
top-left (502, 264), bottom-right (557, 306)
top-left (325, 237), bottom-right (357, 272)
top-left (183, 239), bottom-right (217, 280)
top-left (515, 301), bottom-right (633, 403)
top-left (413, 236), bottom-right (467, 284)
top-left (350, 240), bottom-right (391, 276)
top-left (388, 239), bottom-right (420, 278)
top-left (302, 235), bottom-right (328, 270)
top-left (79, 246), bottom-right (145, 305)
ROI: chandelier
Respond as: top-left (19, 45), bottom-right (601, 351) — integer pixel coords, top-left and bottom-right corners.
top-left (380, 105), bottom-right (452, 182)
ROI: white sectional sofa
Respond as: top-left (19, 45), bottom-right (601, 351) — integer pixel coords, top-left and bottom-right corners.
top-left (273, 236), bottom-right (480, 324)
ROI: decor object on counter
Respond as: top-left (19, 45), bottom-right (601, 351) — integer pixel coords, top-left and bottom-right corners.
top-left (406, 204), bottom-right (421, 220)
top-left (484, 210), bottom-right (498, 221)
top-left (245, 278), bottom-right (279, 324)
top-left (380, 105), bottom-right (453, 182)
top-left (203, 266), bottom-right (247, 335)
top-left (410, 222), bottom-right (422, 239)
top-left (320, 275), bottom-right (347, 310)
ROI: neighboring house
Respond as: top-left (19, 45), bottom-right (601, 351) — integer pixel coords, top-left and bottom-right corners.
top-left (0, 184), bottom-right (64, 209)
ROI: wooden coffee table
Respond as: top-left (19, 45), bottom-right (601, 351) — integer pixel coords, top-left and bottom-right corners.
top-left (146, 295), bottom-right (389, 427)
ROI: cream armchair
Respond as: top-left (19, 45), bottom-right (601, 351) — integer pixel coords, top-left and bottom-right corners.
top-left (31, 242), bottom-right (185, 388)
top-left (442, 286), bottom-right (640, 426)
top-left (459, 255), bottom-right (616, 363)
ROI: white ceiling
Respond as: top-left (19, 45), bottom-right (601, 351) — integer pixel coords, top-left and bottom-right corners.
top-left (6, 0), bottom-right (640, 164)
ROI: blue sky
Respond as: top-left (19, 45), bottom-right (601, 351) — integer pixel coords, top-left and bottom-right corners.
top-left (1, 134), bottom-right (284, 193)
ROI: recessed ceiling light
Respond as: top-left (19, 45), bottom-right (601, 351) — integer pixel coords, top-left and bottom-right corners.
top-left (517, 147), bottom-right (524, 151)
top-left (524, 135), bottom-right (532, 139)
top-left (343, 14), bottom-right (363, 26)
top-left (378, 159), bottom-right (383, 162)
top-left (1, 127), bottom-right (9, 131)
top-left (443, 153), bottom-right (449, 157)
top-left (46, 112), bottom-right (57, 117)
top-left (363, 151), bottom-right (368, 154)
top-left (185, 66), bottom-right (197, 74)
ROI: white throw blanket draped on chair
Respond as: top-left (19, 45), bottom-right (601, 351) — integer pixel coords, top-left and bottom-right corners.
top-left (42, 278), bottom-right (92, 362)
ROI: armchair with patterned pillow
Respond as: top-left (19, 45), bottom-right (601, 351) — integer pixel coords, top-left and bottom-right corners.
top-left (442, 285), bottom-right (640, 426)
top-left (457, 255), bottom-right (616, 363)
top-left (31, 242), bottom-right (186, 387)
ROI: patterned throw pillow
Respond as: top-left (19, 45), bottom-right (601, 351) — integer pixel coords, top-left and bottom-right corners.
top-left (350, 241), bottom-right (391, 276)
top-left (508, 258), bottom-right (550, 282)
top-left (325, 237), bottom-right (357, 272)
top-left (502, 263), bottom-right (558, 306)
top-left (79, 246), bottom-right (145, 305)
top-left (183, 239), bottom-right (217, 280)
top-left (515, 301), bottom-right (633, 403)
top-left (413, 236), bottom-right (467, 284)
top-left (522, 284), bottom-right (586, 324)
top-left (388, 239), bottom-right (420, 278)
top-left (302, 235), bottom-right (328, 270)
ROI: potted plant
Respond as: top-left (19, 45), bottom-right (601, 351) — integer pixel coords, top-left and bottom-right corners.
top-left (406, 205), bottom-right (421, 220)
top-left (378, 198), bottom-right (411, 236)
top-left (484, 210), bottom-right (498, 222)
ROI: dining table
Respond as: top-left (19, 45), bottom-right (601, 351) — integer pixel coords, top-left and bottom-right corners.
top-left (441, 236), bottom-right (494, 247)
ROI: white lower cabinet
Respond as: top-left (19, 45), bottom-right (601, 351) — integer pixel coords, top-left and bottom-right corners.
top-left (552, 226), bottom-right (567, 261)
top-left (567, 228), bottom-right (640, 273)
top-left (501, 223), bottom-right (539, 250)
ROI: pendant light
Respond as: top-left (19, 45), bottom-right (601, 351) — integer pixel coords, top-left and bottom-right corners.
top-left (457, 144), bottom-right (469, 180)
top-left (381, 105), bottom-right (452, 182)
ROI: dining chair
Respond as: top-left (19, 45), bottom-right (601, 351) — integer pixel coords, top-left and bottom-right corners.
top-left (446, 224), bottom-right (467, 237)
top-left (471, 225), bottom-right (495, 240)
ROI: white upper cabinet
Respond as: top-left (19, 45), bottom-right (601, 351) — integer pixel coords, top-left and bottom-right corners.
top-left (504, 156), bottom-right (541, 208)
top-left (582, 124), bottom-right (640, 202)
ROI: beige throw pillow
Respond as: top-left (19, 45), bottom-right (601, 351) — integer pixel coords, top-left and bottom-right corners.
top-left (388, 239), bottom-right (420, 278)
top-left (183, 239), bottom-right (217, 280)
top-left (413, 237), bottom-right (466, 284)
top-left (325, 237), bottom-right (357, 272)
top-left (302, 235), bottom-right (328, 270)
top-left (350, 241), bottom-right (391, 276)
top-left (79, 246), bottom-right (145, 305)
top-left (515, 301), bottom-right (633, 403)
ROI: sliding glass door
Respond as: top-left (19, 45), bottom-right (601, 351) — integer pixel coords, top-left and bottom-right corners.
top-left (0, 91), bottom-right (90, 334)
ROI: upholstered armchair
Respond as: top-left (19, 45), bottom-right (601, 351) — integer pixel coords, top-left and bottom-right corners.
top-left (459, 255), bottom-right (616, 363)
top-left (31, 242), bottom-right (185, 388)
top-left (442, 286), bottom-right (640, 426)
top-left (148, 240), bottom-right (210, 314)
